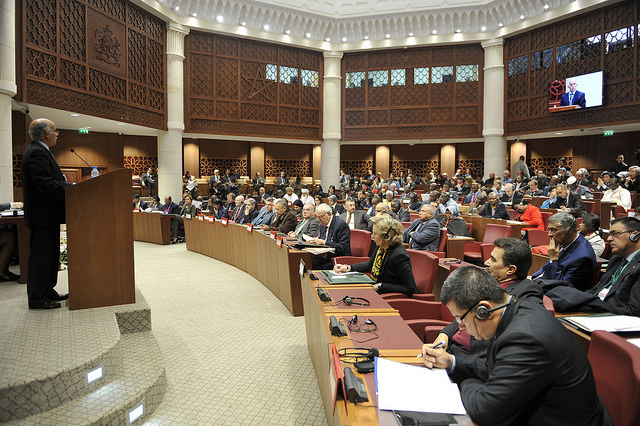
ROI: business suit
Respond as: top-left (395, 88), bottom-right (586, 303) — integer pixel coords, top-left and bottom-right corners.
top-left (464, 191), bottom-right (482, 205)
top-left (560, 90), bottom-right (586, 108)
top-left (339, 210), bottom-right (370, 230)
top-left (450, 300), bottom-right (608, 426)
top-left (549, 192), bottom-right (584, 212)
top-left (478, 202), bottom-right (510, 220)
top-left (532, 234), bottom-right (596, 291)
top-left (293, 216), bottom-right (320, 237)
top-left (21, 140), bottom-right (73, 306)
top-left (331, 203), bottom-right (346, 216)
top-left (403, 218), bottom-right (440, 251)
top-left (251, 207), bottom-right (274, 226)
top-left (499, 191), bottom-right (523, 205)
top-left (313, 216), bottom-right (351, 269)
top-left (584, 254), bottom-right (640, 316)
top-left (229, 206), bottom-right (245, 223)
top-left (162, 201), bottom-right (181, 215)
top-left (350, 243), bottom-right (417, 296)
top-left (267, 208), bottom-right (297, 234)
top-left (133, 200), bottom-right (148, 210)
top-left (171, 203), bottom-right (197, 240)
top-left (276, 176), bottom-right (289, 191)
top-left (140, 172), bottom-right (155, 196)
top-left (392, 207), bottom-right (410, 222)
top-left (240, 208), bottom-right (259, 224)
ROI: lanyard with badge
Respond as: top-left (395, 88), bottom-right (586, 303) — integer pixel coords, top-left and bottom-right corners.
top-left (598, 252), bottom-right (640, 300)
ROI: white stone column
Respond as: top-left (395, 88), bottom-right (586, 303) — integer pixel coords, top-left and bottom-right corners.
top-left (0, 0), bottom-right (16, 202)
top-left (321, 51), bottom-right (343, 190)
top-left (482, 38), bottom-right (506, 181)
top-left (158, 23), bottom-right (189, 201)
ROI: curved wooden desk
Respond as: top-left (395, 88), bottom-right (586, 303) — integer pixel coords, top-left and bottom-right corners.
top-left (184, 218), bottom-right (312, 316)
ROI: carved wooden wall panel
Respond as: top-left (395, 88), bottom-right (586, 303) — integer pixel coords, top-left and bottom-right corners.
top-left (391, 160), bottom-right (440, 177)
top-left (19, 0), bottom-right (166, 129)
top-left (123, 156), bottom-right (158, 175)
top-left (530, 157), bottom-right (573, 177)
top-left (340, 161), bottom-right (375, 178)
top-left (264, 160), bottom-right (311, 178)
top-left (505, 0), bottom-right (640, 135)
top-left (343, 45), bottom-right (483, 141)
top-left (199, 158), bottom-right (248, 177)
top-left (185, 32), bottom-right (323, 140)
top-left (456, 159), bottom-right (484, 180)
top-left (13, 155), bottom-right (23, 188)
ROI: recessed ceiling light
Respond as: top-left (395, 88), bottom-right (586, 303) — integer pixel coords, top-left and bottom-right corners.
top-left (555, 132), bottom-right (563, 135)
top-left (385, 33), bottom-right (391, 39)
top-left (431, 30), bottom-right (437, 35)
top-left (191, 12), bottom-right (197, 17)
top-left (407, 32), bottom-right (414, 37)
top-left (240, 21), bottom-right (246, 26)
top-left (341, 36), bottom-right (347, 42)
top-left (363, 35), bottom-right (369, 40)
top-left (455, 29), bottom-right (461, 33)
top-left (263, 24), bottom-right (270, 31)
top-left (216, 15), bottom-right (223, 23)
top-left (305, 32), bottom-right (311, 38)
top-left (284, 29), bottom-right (291, 35)
top-left (498, 22), bottom-right (504, 27)
top-left (173, 6), bottom-right (179, 11)
top-left (520, 14), bottom-right (525, 19)
top-left (325, 37), bottom-right (330, 42)
top-left (543, 4), bottom-right (550, 9)
top-left (70, 113), bottom-right (80, 117)
top-left (480, 26), bottom-right (486, 31)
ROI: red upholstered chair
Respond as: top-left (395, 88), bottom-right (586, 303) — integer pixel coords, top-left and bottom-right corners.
top-left (467, 223), bottom-right (473, 235)
top-left (386, 299), bottom-right (455, 341)
top-left (588, 331), bottom-right (640, 426)
top-left (409, 213), bottom-right (419, 222)
top-left (613, 205), bottom-right (627, 219)
top-left (438, 228), bottom-right (447, 253)
top-left (401, 221), bottom-right (412, 230)
top-left (332, 256), bottom-right (369, 266)
top-left (350, 229), bottom-right (371, 257)
top-left (428, 251), bottom-right (446, 258)
top-left (463, 224), bottom-right (511, 263)
top-left (381, 250), bottom-right (439, 301)
top-left (541, 211), bottom-right (554, 230)
top-left (527, 229), bottom-right (550, 247)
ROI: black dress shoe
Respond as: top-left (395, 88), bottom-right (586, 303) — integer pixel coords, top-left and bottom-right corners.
top-left (47, 292), bottom-right (69, 301)
top-left (29, 300), bottom-right (61, 309)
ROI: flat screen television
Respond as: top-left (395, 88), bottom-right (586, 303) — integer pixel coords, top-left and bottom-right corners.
top-left (548, 71), bottom-right (603, 112)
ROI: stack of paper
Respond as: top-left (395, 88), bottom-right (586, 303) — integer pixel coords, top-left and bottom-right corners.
top-left (375, 358), bottom-right (466, 415)
top-left (562, 315), bottom-right (640, 333)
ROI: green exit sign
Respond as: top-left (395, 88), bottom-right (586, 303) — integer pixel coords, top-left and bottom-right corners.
top-left (604, 130), bottom-right (614, 136)
top-left (79, 128), bottom-right (89, 134)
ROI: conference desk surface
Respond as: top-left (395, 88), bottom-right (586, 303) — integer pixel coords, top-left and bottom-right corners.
top-left (132, 211), bottom-right (172, 245)
top-left (184, 218), bottom-right (312, 316)
top-left (0, 215), bottom-right (29, 283)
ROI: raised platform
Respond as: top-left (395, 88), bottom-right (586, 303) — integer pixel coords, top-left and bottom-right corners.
top-left (0, 274), bottom-right (166, 424)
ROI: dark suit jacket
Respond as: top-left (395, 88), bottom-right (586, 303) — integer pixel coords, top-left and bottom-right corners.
top-left (230, 206), bottom-right (245, 222)
top-left (162, 201), bottom-right (181, 215)
top-left (21, 141), bottom-right (72, 228)
top-left (240, 208), bottom-right (259, 224)
top-left (179, 203), bottom-right (197, 217)
top-left (499, 191), bottom-right (523, 205)
top-left (479, 202), bottom-right (510, 220)
top-left (251, 207), bottom-right (274, 226)
top-left (339, 210), bottom-right (370, 230)
top-left (331, 203), bottom-right (346, 216)
top-left (316, 216), bottom-right (351, 258)
top-left (560, 90), bottom-right (586, 108)
top-left (624, 178), bottom-right (640, 193)
top-left (403, 218), bottom-right (440, 251)
top-left (350, 243), bottom-right (417, 296)
top-left (584, 254), bottom-right (640, 316)
top-left (294, 217), bottom-right (320, 237)
top-left (532, 234), bottom-right (596, 290)
top-left (450, 300), bottom-right (608, 426)
top-left (549, 192), bottom-right (584, 212)
top-left (464, 191), bottom-right (482, 204)
top-left (393, 207), bottom-right (410, 222)
top-left (133, 200), bottom-right (148, 210)
top-left (268, 209), bottom-right (297, 234)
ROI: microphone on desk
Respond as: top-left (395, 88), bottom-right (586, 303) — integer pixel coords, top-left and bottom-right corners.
top-left (69, 148), bottom-right (93, 168)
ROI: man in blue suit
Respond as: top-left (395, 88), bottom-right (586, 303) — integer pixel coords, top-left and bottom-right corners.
top-left (464, 182), bottom-right (482, 204)
top-left (403, 204), bottom-right (440, 251)
top-left (532, 212), bottom-right (596, 290)
top-left (308, 203), bottom-right (351, 269)
top-left (560, 79), bottom-right (586, 108)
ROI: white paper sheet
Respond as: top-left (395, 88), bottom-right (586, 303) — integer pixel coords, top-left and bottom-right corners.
top-left (375, 357), bottom-right (466, 415)
top-left (628, 338), bottom-right (640, 349)
top-left (564, 315), bottom-right (640, 332)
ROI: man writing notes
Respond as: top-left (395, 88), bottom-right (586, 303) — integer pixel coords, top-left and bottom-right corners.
top-left (422, 266), bottom-right (610, 426)
top-left (307, 203), bottom-right (351, 270)
top-left (560, 78), bottom-right (586, 108)
top-left (21, 119), bottom-right (73, 309)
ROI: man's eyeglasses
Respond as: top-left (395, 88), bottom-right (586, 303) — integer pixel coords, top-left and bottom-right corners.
top-left (609, 230), bottom-right (633, 238)
top-left (455, 302), bottom-right (479, 325)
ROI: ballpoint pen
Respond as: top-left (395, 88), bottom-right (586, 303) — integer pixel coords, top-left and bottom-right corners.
top-left (417, 340), bottom-right (446, 358)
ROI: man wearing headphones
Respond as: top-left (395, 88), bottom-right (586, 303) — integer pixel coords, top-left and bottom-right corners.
top-left (422, 267), bottom-right (609, 426)
top-left (546, 216), bottom-right (640, 316)
top-left (531, 212), bottom-right (596, 291)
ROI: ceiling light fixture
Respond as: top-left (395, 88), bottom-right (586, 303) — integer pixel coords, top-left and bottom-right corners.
top-left (520, 14), bottom-right (525, 19)
top-left (408, 31), bottom-right (414, 37)
top-left (431, 30), bottom-right (437, 35)
top-left (385, 33), bottom-right (391, 39)
top-left (284, 29), bottom-right (291, 34)
top-left (173, 6), bottom-right (179, 11)
top-left (363, 35), bottom-right (369, 40)
top-left (191, 12), bottom-right (197, 17)
top-left (341, 36), bottom-right (347, 42)
top-left (455, 28), bottom-right (461, 33)
top-left (240, 21), bottom-right (246, 26)
top-left (216, 15), bottom-right (223, 23)
top-left (305, 32), bottom-right (311, 38)
top-left (544, 4), bottom-right (550, 9)
top-left (325, 37), bottom-right (330, 42)
top-left (480, 26), bottom-right (486, 31)
top-left (498, 22), bottom-right (504, 27)
top-left (70, 113), bottom-right (80, 117)
top-left (263, 24), bottom-right (270, 31)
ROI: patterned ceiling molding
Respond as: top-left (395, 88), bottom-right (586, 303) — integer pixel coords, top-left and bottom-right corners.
top-left (154, 0), bottom-right (582, 42)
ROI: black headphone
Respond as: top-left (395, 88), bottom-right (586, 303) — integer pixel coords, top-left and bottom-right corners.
top-left (343, 296), bottom-right (370, 306)
top-left (564, 215), bottom-right (577, 234)
top-left (382, 218), bottom-right (396, 240)
top-left (474, 298), bottom-right (515, 320)
top-left (630, 232), bottom-right (639, 242)
top-left (338, 347), bottom-right (379, 362)
top-left (348, 315), bottom-right (378, 332)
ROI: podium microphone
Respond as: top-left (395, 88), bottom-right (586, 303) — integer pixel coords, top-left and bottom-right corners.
top-left (69, 148), bottom-right (92, 168)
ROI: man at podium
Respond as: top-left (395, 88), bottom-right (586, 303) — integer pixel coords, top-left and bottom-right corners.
top-left (21, 119), bottom-right (73, 309)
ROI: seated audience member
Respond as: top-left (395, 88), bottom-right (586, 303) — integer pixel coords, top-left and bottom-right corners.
top-left (500, 183), bottom-right (523, 205)
top-left (403, 204), bottom-right (440, 251)
top-left (132, 194), bottom-right (147, 211)
top-left (335, 214), bottom-right (416, 296)
top-left (327, 195), bottom-right (345, 216)
top-left (541, 187), bottom-right (557, 209)
top-left (313, 194), bottom-right (324, 207)
top-left (289, 203), bottom-right (320, 237)
top-left (464, 183), bottom-right (482, 204)
top-left (162, 196), bottom-right (180, 215)
top-left (566, 176), bottom-right (593, 199)
top-left (223, 192), bottom-right (235, 214)
top-left (390, 199), bottom-right (410, 222)
top-left (513, 199), bottom-right (544, 232)
top-left (546, 217), bottom-right (640, 316)
top-left (513, 174), bottom-right (527, 192)
top-left (326, 185), bottom-right (337, 197)
top-left (479, 193), bottom-right (510, 220)
top-left (441, 205), bottom-right (471, 237)
top-left (206, 198), bottom-right (228, 220)
top-left (427, 190), bottom-right (439, 208)
top-left (404, 176), bottom-right (417, 193)
top-left (299, 188), bottom-right (315, 205)
top-left (492, 179), bottom-right (505, 197)
top-left (229, 195), bottom-right (246, 222)
top-left (366, 195), bottom-right (381, 217)
top-left (148, 195), bottom-right (162, 211)
top-left (550, 183), bottom-right (585, 213)
top-left (483, 172), bottom-right (496, 187)
top-left (454, 177), bottom-right (470, 197)
top-left (178, 190), bottom-right (191, 207)
top-left (467, 192), bottom-right (487, 215)
top-left (580, 212), bottom-right (605, 258)
top-left (623, 165), bottom-right (640, 193)
top-left (260, 199), bottom-right (297, 234)
top-left (339, 198), bottom-right (370, 230)
top-left (612, 154), bottom-right (629, 175)
top-left (292, 199), bottom-right (304, 219)
top-left (500, 170), bottom-right (513, 185)
top-left (543, 176), bottom-right (559, 196)
top-left (283, 186), bottom-right (298, 204)
top-left (313, 185), bottom-right (325, 197)
top-left (553, 157), bottom-right (571, 175)
top-left (0, 223), bottom-right (18, 282)
top-left (596, 172), bottom-right (611, 191)
top-left (251, 172), bottom-right (265, 192)
top-left (556, 167), bottom-right (571, 183)
top-left (240, 198), bottom-right (259, 224)
top-left (523, 179), bottom-right (543, 196)
top-left (407, 192), bottom-right (422, 211)
top-left (382, 190), bottom-right (394, 206)
top-left (252, 198), bottom-right (275, 226)
top-left (442, 182), bottom-right (459, 201)
top-left (532, 212), bottom-right (596, 290)
top-left (575, 168), bottom-right (592, 187)
top-left (256, 186), bottom-right (268, 203)
top-left (421, 266), bottom-right (609, 426)
top-left (437, 192), bottom-right (459, 216)
top-left (433, 238), bottom-right (543, 357)
top-left (307, 203), bottom-right (351, 269)
top-left (170, 195), bottom-right (197, 243)
top-left (602, 176), bottom-right (632, 211)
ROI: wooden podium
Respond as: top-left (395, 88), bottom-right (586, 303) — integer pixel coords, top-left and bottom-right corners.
top-left (65, 169), bottom-right (135, 310)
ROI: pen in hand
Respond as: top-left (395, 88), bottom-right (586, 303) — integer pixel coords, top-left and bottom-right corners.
top-left (417, 340), bottom-right (447, 358)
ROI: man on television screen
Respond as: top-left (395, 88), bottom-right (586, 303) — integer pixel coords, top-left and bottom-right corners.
top-left (560, 79), bottom-right (586, 108)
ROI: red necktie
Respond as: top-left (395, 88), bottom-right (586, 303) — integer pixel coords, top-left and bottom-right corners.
top-left (471, 192), bottom-right (476, 203)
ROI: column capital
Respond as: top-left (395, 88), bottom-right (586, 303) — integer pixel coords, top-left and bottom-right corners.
top-left (0, 81), bottom-right (17, 97)
top-left (167, 22), bottom-right (190, 59)
top-left (323, 51), bottom-right (343, 60)
top-left (481, 38), bottom-right (504, 49)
